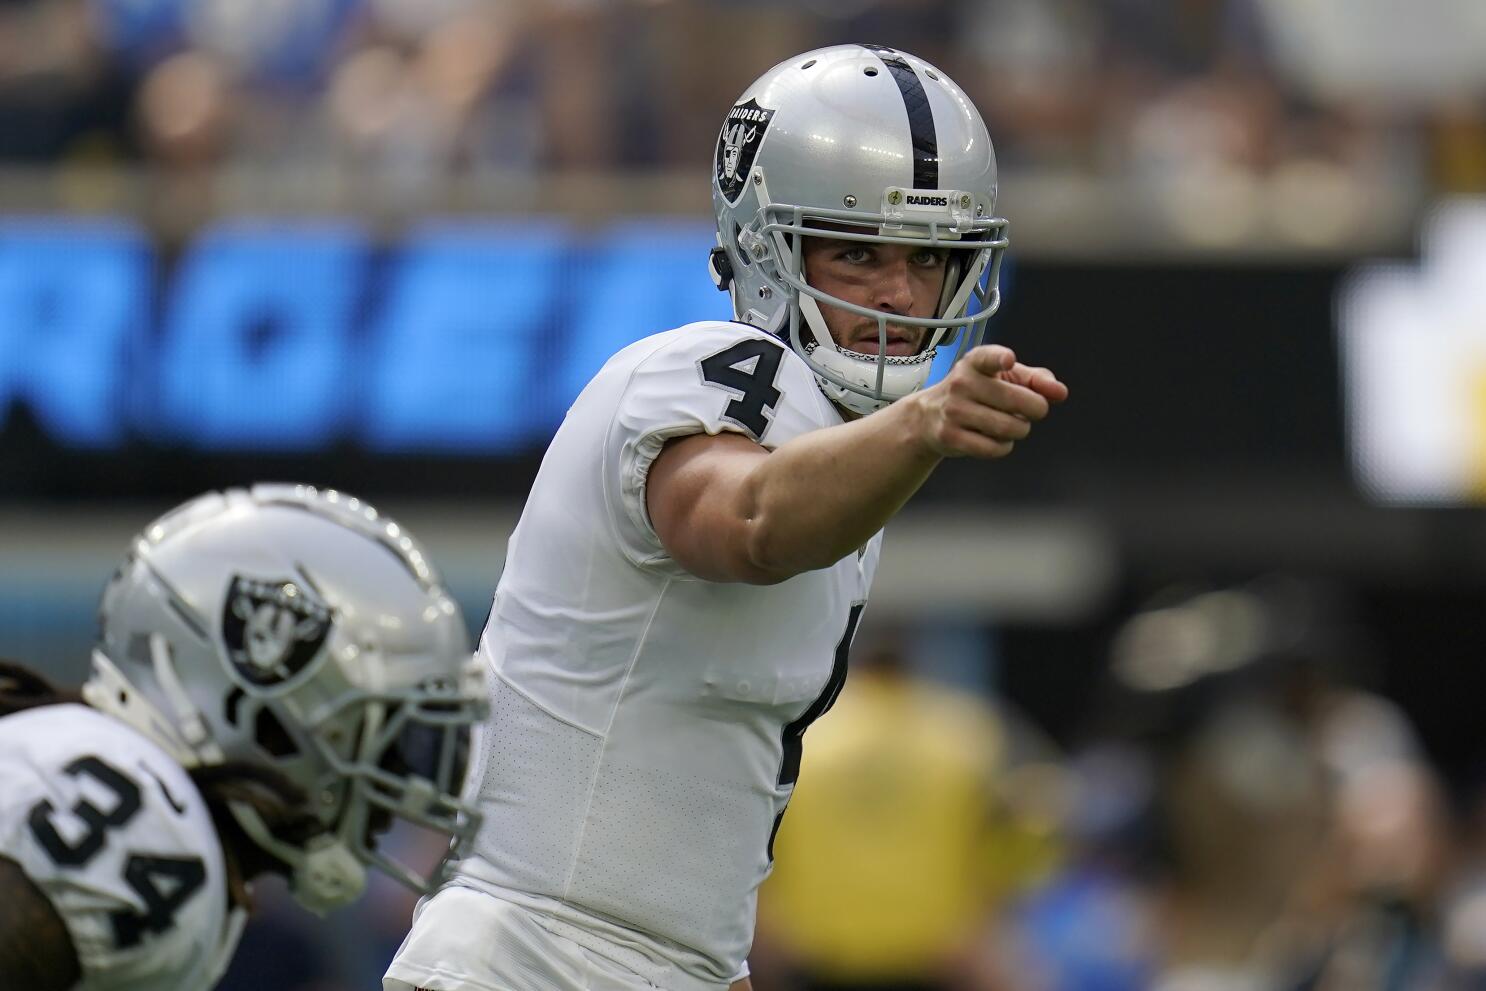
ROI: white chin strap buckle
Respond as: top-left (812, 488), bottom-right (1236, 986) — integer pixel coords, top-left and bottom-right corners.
top-left (293, 836), bottom-right (367, 915)
top-left (229, 800), bottom-right (368, 915)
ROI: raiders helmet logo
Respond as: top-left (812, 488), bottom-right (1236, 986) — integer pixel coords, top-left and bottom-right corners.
top-left (221, 576), bottom-right (333, 687)
top-left (715, 98), bottom-right (774, 203)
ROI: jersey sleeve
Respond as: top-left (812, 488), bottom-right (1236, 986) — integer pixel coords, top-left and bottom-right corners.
top-left (601, 322), bottom-right (835, 573)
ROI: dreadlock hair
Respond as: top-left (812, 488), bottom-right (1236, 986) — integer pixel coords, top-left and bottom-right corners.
top-left (190, 761), bottom-right (325, 907)
top-left (191, 762), bottom-right (321, 851)
top-left (0, 660), bottom-right (81, 716)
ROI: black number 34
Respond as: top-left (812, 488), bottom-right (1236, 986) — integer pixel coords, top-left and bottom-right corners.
top-left (28, 755), bottom-right (206, 949)
top-left (699, 338), bottom-right (785, 440)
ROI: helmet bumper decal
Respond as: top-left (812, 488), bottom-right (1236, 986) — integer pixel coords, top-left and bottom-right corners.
top-left (221, 576), bottom-right (333, 689)
top-left (715, 98), bottom-right (775, 204)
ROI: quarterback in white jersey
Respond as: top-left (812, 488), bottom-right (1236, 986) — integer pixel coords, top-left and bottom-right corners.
top-left (0, 486), bottom-right (484, 990)
top-left (387, 44), bottom-right (1067, 991)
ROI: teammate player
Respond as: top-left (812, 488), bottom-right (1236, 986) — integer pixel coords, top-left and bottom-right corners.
top-left (0, 485), bottom-right (485, 990)
top-left (386, 44), bottom-right (1068, 991)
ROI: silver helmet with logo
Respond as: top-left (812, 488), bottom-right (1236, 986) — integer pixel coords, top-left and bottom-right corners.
top-left (83, 484), bottom-right (485, 912)
top-left (709, 44), bottom-right (1008, 415)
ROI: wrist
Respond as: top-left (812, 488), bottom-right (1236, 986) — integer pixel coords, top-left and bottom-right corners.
top-left (896, 390), bottom-right (945, 464)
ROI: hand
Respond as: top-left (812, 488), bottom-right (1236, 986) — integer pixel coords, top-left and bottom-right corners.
top-left (909, 345), bottom-right (1067, 459)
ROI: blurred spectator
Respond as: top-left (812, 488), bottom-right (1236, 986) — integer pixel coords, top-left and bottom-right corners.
top-left (0, 0), bottom-right (1474, 228)
top-left (0, 0), bottom-right (135, 162)
top-left (1002, 576), bottom-right (1458, 991)
top-left (1430, 102), bottom-right (1486, 194)
top-left (136, 51), bottom-right (229, 169)
top-left (951, 0), bottom-right (1106, 170)
top-left (755, 632), bottom-right (1065, 991)
top-left (995, 743), bottom-right (1160, 991)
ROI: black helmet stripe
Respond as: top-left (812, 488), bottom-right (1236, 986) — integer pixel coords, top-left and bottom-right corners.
top-left (861, 44), bottom-right (939, 189)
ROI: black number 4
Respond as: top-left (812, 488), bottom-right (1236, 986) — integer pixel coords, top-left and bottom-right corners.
top-left (28, 755), bottom-right (206, 949)
top-left (112, 855), bottom-right (208, 948)
top-left (767, 603), bottom-right (864, 860)
top-left (699, 338), bottom-right (785, 440)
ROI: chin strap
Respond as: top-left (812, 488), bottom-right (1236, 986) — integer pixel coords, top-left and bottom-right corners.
top-left (227, 800), bottom-right (367, 915)
top-left (794, 293), bottom-right (933, 415)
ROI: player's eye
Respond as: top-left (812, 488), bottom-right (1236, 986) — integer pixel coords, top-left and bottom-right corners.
top-left (910, 248), bottom-right (947, 268)
top-left (839, 246), bottom-right (873, 264)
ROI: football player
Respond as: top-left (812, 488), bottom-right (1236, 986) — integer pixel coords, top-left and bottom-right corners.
top-left (385, 44), bottom-right (1068, 991)
top-left (0, 484), bottom-right (485, 990)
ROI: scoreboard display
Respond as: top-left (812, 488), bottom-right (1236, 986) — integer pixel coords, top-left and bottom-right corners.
top-left (0, 218), bottom-right (734, 455)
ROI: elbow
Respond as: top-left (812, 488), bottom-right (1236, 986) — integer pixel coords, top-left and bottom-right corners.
top-left (740, 557), bottom-right (798, 586)
top-left (739, 514), bottom-right (834, 585)
top-left (665, 512), bottom-right (799, 585)
top-left (737, 524), bottom-right (794, 585)
top-left (741, 558), bottom-right (797, 586)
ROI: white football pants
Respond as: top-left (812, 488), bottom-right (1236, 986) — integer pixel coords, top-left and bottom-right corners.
top-left (384, 885), bottom-right (731, 991)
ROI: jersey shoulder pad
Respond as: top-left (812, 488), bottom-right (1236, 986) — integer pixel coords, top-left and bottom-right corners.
top-left (596, 323), bottom-right (833, 573)
top-left (609, 320), bottom-right (830, 447)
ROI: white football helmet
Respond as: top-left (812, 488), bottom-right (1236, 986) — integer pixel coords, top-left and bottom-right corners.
top-left (83, 484), bottom-right (485, 913)
top-left (710, 44), bottom-right (1009, 415)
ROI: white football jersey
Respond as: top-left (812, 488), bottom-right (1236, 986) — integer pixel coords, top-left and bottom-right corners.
top-left (452, 321), bottom-right (882, 985)
top-left (0, 704), bottom-right (234, 991)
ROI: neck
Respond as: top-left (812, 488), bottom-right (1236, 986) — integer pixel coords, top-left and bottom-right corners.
top-left (831, 399), bottom-right (864, 422)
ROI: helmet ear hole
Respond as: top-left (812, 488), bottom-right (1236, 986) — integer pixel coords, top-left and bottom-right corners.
top-left (708, 247), bottom-right (734, 292)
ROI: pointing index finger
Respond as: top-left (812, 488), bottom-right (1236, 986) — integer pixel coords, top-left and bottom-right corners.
top-left (965, 345), bottom-right (1015, 375)
top-left (1000, 362), bottom-right (1069, 403)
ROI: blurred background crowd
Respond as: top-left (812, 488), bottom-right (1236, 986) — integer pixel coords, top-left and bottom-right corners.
top-left (2, 0), bottom-right (1486, 225)
top-left (751, 581), bottom-right (1485, 991)
top-left (6, 1), bottom-right (1486, 990)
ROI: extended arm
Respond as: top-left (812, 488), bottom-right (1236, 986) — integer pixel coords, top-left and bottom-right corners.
top-left (647, 345), bottom-right (1067, 584)
top-left (0, 855), bottom-right (82, 991)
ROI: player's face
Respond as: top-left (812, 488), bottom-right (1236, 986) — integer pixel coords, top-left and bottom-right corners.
top-left (801, 236), bottom-right (949, 356)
